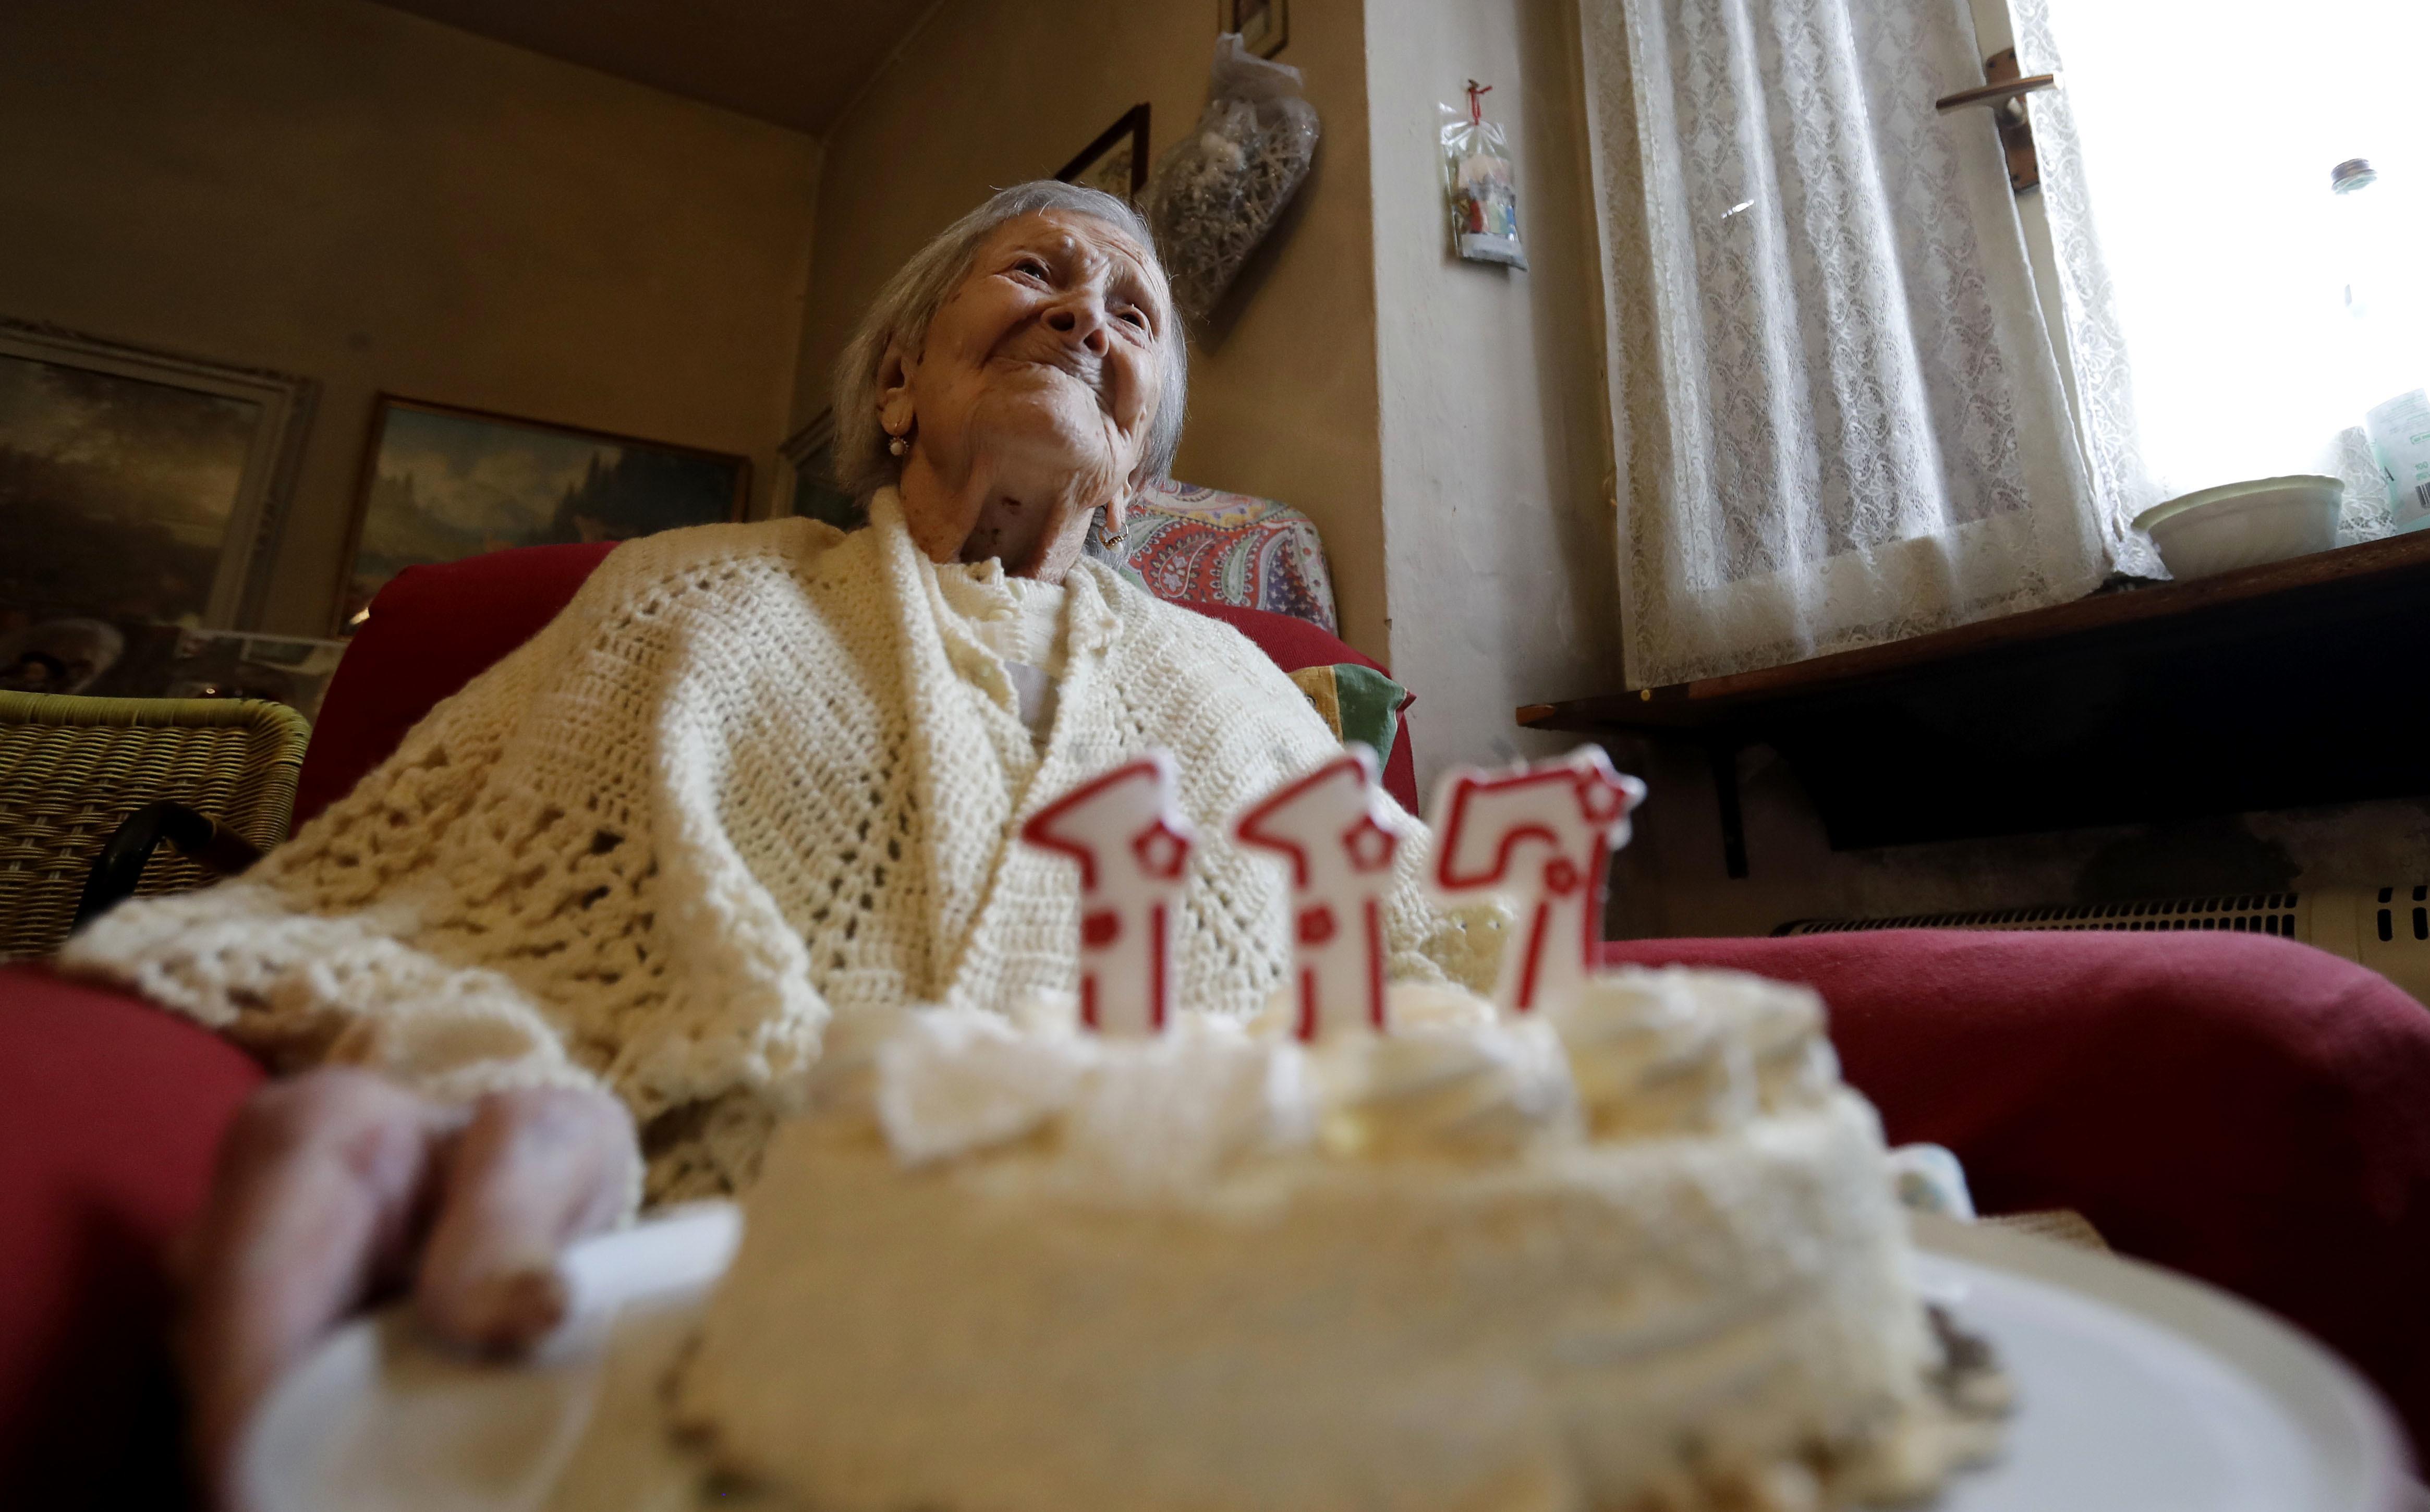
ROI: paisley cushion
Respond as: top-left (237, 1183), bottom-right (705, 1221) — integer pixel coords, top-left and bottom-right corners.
top-left (1124, 482), bottom-right (1339, 633)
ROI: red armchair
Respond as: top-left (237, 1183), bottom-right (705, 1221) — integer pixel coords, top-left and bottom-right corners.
top-left (7, 542), bottom-right (2428, 1508)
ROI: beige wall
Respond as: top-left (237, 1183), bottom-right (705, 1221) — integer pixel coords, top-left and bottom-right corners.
top-left (1364, 0), bottom-right (1622, 794)
top-left (795, 0), bottom-right (1389, 658)
top-left (0, 0), bottom-right (821, 636)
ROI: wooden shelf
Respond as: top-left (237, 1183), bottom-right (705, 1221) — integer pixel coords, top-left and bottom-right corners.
top-left (1519, 533), bottom-right (2430, 875)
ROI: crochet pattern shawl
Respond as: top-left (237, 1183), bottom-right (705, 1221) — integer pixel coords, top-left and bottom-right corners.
top-left (64, 493), bottom-right (1483, 1198)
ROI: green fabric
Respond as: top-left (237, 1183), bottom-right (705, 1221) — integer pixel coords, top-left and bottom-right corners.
top-left (1329, 663), bottom-right (1407, 767)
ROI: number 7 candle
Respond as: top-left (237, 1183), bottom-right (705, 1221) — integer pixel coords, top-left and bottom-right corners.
top-left (1231, 746), bottom-right (1415, 1040)
top-left (1427, 746), bottom-right (1646, 1017)
top-left (1019, 752), bottom-right (1200, 1037)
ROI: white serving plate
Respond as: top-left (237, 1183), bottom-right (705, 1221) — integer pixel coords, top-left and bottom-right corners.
top-left (1911, 1216), bottom-right (2413, 1512)
top-left (241, 1207), bottom-right (2416, 1512)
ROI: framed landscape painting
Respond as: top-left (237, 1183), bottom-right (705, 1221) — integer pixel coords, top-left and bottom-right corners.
top-left (0, 318), bottom-right (315, 696)
top-left (339, 397), bottom-right (749, 631)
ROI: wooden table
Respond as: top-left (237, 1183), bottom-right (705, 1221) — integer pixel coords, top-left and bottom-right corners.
top-left (1518, 532), bottom-right (2430, 876)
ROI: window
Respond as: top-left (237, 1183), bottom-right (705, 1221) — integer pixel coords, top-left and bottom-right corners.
top-left (1576, 0), bottom-right (2430, 689)
top-left (2015, 0), bottom-right (2430, 523)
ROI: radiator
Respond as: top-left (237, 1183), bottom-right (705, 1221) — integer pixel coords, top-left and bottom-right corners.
top-left (1776, 886), bottom-right (2430, 1006)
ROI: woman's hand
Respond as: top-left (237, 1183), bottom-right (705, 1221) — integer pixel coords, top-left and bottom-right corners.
top-left (175, 1067), bottom-right (637, 1509)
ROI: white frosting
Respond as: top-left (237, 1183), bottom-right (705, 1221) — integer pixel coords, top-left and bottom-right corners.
top-left (861, 987), bottom-right (1575, 1176)
top-left (798, 1002), bottom-right (913, 1120)
top-left (1692, 966), bottom-right (1842, 1113)
top-left (872, 1007), bottom-right (1089, 1164)
top-left (679, 968), bottom-right (1992, 1511)
top-left (1057, 1019), bottom-right (1314, 1194)
top-left (861, 1007), bottom-right (1315, 1190)
top-left (1383, 977), bottom-right (1501, 1031)
top-left (1553, 968), bottom-right (1755, 1139)
top-left (1312, 1020), bottom-right (1574, 1159)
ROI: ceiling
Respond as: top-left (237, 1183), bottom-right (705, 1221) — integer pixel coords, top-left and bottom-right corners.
top-left (372, 0), bottom-right (935, 137)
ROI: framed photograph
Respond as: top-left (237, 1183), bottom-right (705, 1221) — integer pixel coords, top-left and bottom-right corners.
top-left (1219, 0), bottom-right (1289, 58)
top-left (339, 397), bottom-right (749, 632)
top-left (0, 319), bottom-right (315, 693)
top-left (780, 410), bottom-right (861, 532)
top-left (1055, 103), bottom-right (1151, 202)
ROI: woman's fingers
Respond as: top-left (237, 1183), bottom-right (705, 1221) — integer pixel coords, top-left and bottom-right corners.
top-left (173, 1075), bottom-right (636, 1508)
top-left (414, 1085), bottom-right (638, 1356)
top-left (176, 1068), bottom-right (460, 1504)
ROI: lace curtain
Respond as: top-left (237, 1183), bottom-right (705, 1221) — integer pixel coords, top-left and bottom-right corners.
top-left (2004, 0), bottom-right (2165, 575)
top-left (1577, 0), bottom-right (2122, 688)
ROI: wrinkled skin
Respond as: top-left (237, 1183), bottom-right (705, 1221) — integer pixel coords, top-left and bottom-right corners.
top-left (179, 210), bottom-right (1176, 1510)
top-left (181, 1075), bottom-right (635, 1507)
top-left (882, 209), bottom-right (1172, 583)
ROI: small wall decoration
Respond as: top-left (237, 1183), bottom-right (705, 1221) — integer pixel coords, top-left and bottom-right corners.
top-left (339, 397), bottom-right (748, 632)
top-left (1144, 35), bottom-right (1320, 324)
top-left (1219, 0), bottom-right (1289, 58)
top-left (1055, 104), bottom-right (1151, 202)
top-left (0, 320), bottom-right (315, 686)
top-left (1441, 81), bottom-right (1528, 269)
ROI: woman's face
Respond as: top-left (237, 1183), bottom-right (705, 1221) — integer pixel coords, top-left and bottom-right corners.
top-left (880, 210), bottom-right (1171, 581)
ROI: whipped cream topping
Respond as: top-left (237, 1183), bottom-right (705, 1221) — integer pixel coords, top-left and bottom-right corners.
top-left (857, 1007), bottom-right (1310, 1188)
top-left (1690, 968), bottom-right (1840, 1112)
top-left (815, 991), bottom-right (1082, 1126)
top-left (873, 1006), bottom-right (1091, 1164)
top-left (1381, 978), bottom-right (1500, 1032)
top-left (800, 1002), bottom-right (915, 1120)
top-left (1310, 1020), bottom-right (1574, 1159)
top-left (1058, 1019), bottom-right (1314, 1192)
top-left (844, 968), bottom-right (1848, 1187)
top-left (1551, 969), bottom-right (1755, 1139)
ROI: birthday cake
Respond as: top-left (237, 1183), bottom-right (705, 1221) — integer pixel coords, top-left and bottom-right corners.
top-left (671, 750), bottom-right (2004, 1510)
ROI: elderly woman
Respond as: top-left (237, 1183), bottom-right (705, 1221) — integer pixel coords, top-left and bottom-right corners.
top-left (58, 181), bottom-right (1476, 1498)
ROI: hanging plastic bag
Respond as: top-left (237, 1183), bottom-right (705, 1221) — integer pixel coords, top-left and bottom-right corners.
top-left (1143, 33), bottom-right (1321, 323)
top-left (1440, 81), bottom-right (1527, 269)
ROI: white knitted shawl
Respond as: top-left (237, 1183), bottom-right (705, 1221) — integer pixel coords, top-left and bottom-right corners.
top-left (64, 492), bottom-right (1485, 1198)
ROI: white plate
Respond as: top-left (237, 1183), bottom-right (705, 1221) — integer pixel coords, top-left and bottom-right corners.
top-left (1910, 1216), bottom-right (2414, 1512)
top-left (242, 1209), bottom-right (2416, 1512)
top-left (239, 1202), bottom-right (755, 1512)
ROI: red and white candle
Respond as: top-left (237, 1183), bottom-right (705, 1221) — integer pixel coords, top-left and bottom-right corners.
top-left (1427, 746), bottom-right (1646, 1017)
top-left (1019, 752), bottom-right (1199, 1037)
top-left (1232, 747), bottom-right (1414, 1040)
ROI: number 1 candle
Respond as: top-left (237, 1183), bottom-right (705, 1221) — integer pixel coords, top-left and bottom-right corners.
top-left (1019, 752), bottom-right (1199, 1037)
top-left (1232, 746), bottom-right (1415, 1040)
top-left (1427, 746), bottom-right (1645, 1017)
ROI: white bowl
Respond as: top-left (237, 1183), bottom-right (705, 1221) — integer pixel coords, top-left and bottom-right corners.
top-left (2132, 475), bottom-right (2342, 581)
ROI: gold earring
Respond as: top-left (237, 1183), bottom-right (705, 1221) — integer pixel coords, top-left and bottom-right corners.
top-left (888, 434), bottom-right (908, 458)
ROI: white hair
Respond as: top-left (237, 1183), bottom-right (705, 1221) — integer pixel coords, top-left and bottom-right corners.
top-left (829, 181), bottom-right (1188, 505)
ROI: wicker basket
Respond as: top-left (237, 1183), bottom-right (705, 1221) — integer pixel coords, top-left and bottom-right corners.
top-left (0, 692), bottom-right (308, 959)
